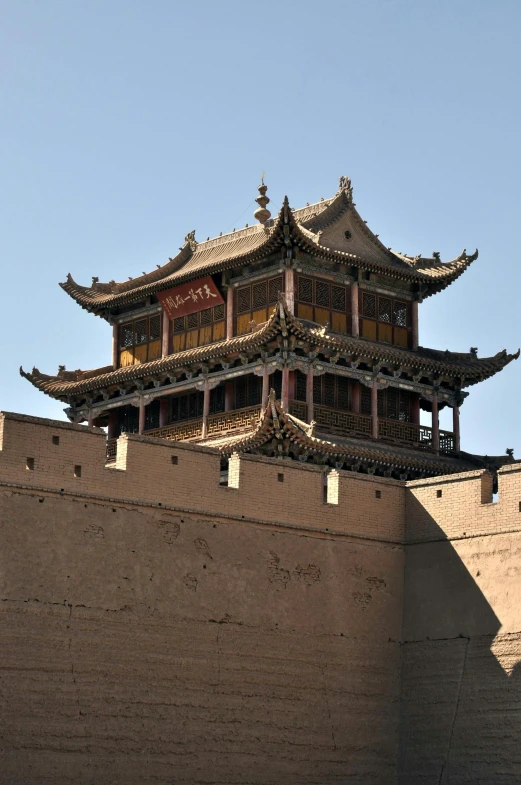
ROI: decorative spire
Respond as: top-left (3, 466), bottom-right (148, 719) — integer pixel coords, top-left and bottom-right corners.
top-left (254, 174), bottom-right (271, 224)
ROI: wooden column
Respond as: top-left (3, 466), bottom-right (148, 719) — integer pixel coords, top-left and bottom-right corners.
top-left (88, 409), bottom-right (95, 428)
top-left (161, 311), bottom-right (170, 357)
top-left (351, 283), bottom-right (359, 337)
top-left (351, 381), bottom-right (360, 414)
top-left (284, 268), bottom-right (295, 314)
top-left (226, 287), bottom-right (234, 339)
top-left (159, 399), bottom-right (169, 428)
top-left (281, 368), bottom-right (289, 411)
top-left (412, 300), bottom-right (419, 350)
top-left (306, 369), bottom-right (314, 423)
top-left (107, 410), bottom-right (117, 439)
top-left (432, 392), bottom-right (439, 453)
top-left (411, 394), bottom-right (421, 425)
top-left (453, 404), bottom-right (460, 453)
top-left (112, 323), bottom-right (118, 370)
top-left (138, 398), bottom-right (146, 435)
top-left (261, 367), bottom-right (270, 413)
top-left (371, 380), bottom-right (378, 439)
top-left (201, 381), bottom-right (210, 439)
top-left (225, 381), bottom-right (234, 412)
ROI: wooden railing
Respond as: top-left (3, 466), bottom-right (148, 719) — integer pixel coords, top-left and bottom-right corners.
top-left (288, 400), bottom-right (307, 421)
top-left (312, 404), bottom-right (372, 439)
top-left (206, 405), bottom-right (261, 437)
top-left (145, 418), bottom-right (203, 442)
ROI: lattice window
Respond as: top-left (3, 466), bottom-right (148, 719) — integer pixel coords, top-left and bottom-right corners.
top-left (386, 388), bottom-right (398, 420)
top-left (298, 276), bottom-right (313, 303)
top-left (214, 303), bottom-right (225, 321)
top-left (399, 392), bottom-right (410, 422)
top-left (252, 281), bottom-right (267, 309)
top-left (237, 286), bottom-right (252, 314)
top-left (378, 297), bottom-right (392, 324)
top-left (316, 281), bottom-right (330, 308)
top-left (145, 400), bottom-right (160, 431)
top-left (210, 384), bottom-right (225, 414)
top-left (200, 308), bottom-right (212, 326)
top-left (187, 312), bottom-right (199, 330)
top-left (235, 377), bottom-right (247, 409)
top-left (118, 405), bottom-right (140, 435)
top-left (149, 315), bottom-right (161, 341)
top-left (173, 317), bottom-right (184, 333)
top-left (119, 314), bottom-right (163, 364)
top-left (272, 370), bottom-right (283, 400)
top-left (324, 374), bottom-right (335, 407)
top-left (337, 377), bottom-right (350, 410)
top-left (394, 301), bottom-right (408, 327)
top-left (268, 276), bottom-right (283, 304)
top-left (377, 390), bottom-right (385, 417)
top-left (361, 386), bottom-right (372, 415)
top-left (296, 372), bottom-right (307, 401)
top-left (362, 293), bottom-right (376, 319)
top-left (121, 323), bottom-right (133, 348)
top-left (331, 285), bottom-right (346, 312)
top-left (134, 319), bottom-right (148, 345)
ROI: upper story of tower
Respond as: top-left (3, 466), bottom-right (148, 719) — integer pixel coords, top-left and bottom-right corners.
top-left (58, 176), bottom-right (478, 366)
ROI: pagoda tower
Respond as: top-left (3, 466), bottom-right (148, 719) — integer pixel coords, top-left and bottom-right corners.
top-left (22, 177), bottom-right (519, 482)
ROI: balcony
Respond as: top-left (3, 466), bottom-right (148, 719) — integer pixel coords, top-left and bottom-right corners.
top-left (106, 400), bottom-right (455, 463)
top-left (289, 401), bottom-right (455, 454)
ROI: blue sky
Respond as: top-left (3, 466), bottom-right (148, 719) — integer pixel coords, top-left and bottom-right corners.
top-left (1, 0), bottom-right (520, 456)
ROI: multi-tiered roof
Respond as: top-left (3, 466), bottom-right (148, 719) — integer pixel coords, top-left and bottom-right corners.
top-left (22, 177), bottom-right (518, 481)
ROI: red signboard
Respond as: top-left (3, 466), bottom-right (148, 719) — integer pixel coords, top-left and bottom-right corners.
top-left (157, 276), bottom-right (224, 320)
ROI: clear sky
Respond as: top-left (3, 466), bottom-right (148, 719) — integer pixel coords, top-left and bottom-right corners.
top-left (1, 0), bottom-right (520, 456)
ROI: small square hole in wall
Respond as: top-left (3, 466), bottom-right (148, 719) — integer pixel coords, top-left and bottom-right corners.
top-left (277, 473), bottom-right (284, 483)
top-left (26, 457), bottom-right (34, 471)
top-left (375, 490), bottom-right (382, 499)
top-left (74, 465), bottom-right (82, 478)
top-left (518, 501), bottom-right (521, 512)
top-left (52, 435), bottom-right (60, 445)
top-left (436, 489), bottom-right (443, 498)
top-left (171, 455), bottom-right (178, 465)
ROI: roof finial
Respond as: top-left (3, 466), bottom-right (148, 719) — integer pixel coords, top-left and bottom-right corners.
top-left (338, 175), bottom-right (353, 201)
top-left (254, 173), bottom-right (271, 224)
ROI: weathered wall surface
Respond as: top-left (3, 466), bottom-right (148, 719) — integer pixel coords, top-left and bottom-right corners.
top-left (0, 413), bottom-right (404, 785)
top-left (400, 469), bottom-right (521, 784)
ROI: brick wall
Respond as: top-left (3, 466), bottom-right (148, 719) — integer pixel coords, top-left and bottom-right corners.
top-left (0, 412), bottom-right (405, 785)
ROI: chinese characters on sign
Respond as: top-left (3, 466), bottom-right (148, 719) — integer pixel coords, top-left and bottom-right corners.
top-left (157, 276), bottom-right (224, 320)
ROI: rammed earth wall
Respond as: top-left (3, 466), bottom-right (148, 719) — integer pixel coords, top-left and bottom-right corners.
top-left (1, 412), bottom-right (521, 784)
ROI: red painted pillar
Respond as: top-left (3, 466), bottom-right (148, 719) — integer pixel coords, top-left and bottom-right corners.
top-left (351, 283), bottom-right (359, 337)
top-left (281, 368), bottom-right (289, 411)
top-left (453, 404), bottom-right (460, 453)
top-left (351, 381), bottom-right (361, 414)
top-left (284, 268), bottom-right (295, 314)
top-left (138, 398), bottom-right (146, 435)
top-left (107, 410), bottom-right (117, 439)
top-left (261, 367), bottom-right (269, 413)
top-left (226, 287), bottom-right (234, 339)
top-left (411, 394), bottom-right (421, 425)
top-left (159, 399), bottom-right (169, 428)
top-left (371, 379), bottom-right (378, 439)
top-left (412, 300), bottom-right (419, 350)
top-left (88, 409), bottom-right (95, 428)
top-left (202, 382), bottom-right (210, 439)
top-left (432, 392), bottom-right (439, 453)
top-left (162, 312), bottom-right (170, 357)
top-left (306, 370), bottom-right (314, 423)
top-left (112, 323), bottom-right (118, 370)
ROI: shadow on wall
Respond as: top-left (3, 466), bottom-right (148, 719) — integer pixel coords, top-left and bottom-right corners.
top-left (399, 498), bottom-right (521, 784)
